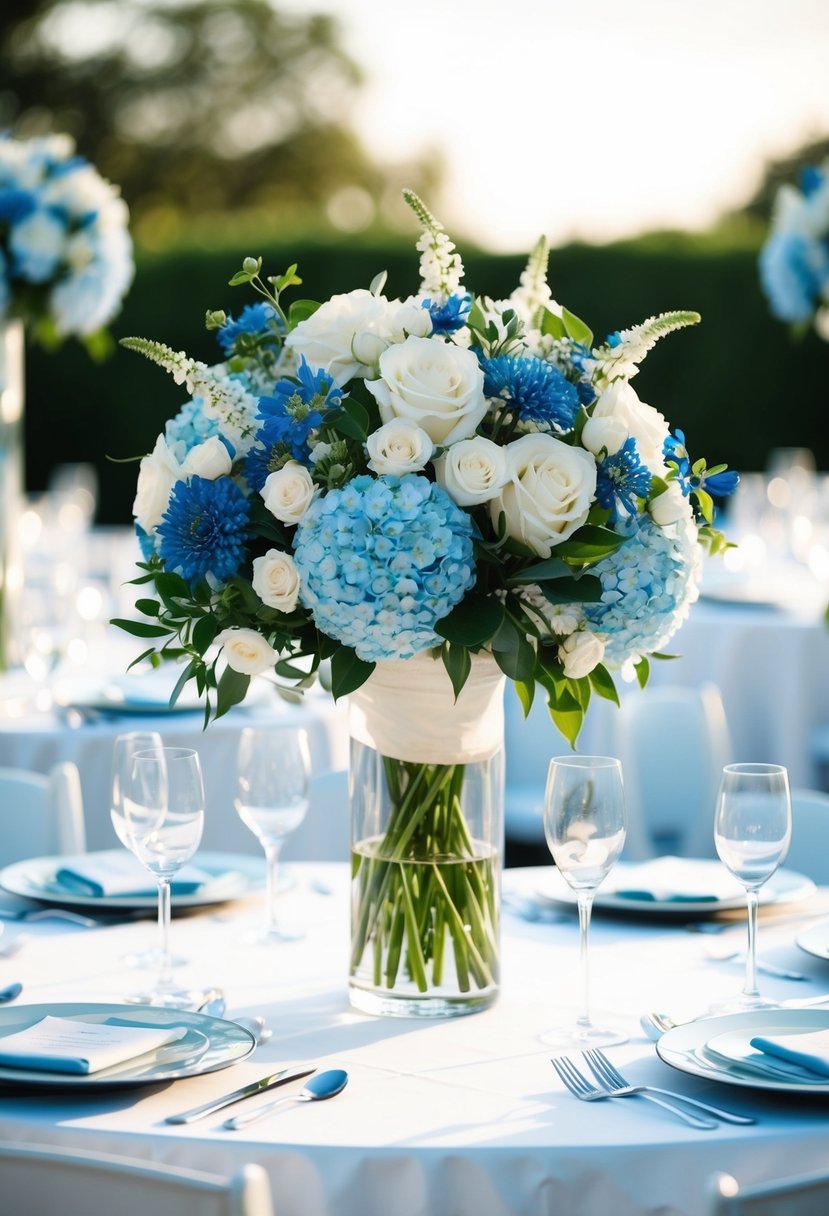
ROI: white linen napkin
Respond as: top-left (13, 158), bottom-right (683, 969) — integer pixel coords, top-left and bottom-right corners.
top-left (54, 851), bottom-right (212, 898)
top-left (0, 1016), bottom-right (186, 1075)
top-left (610, 857), bottom-right (744, 902)
top-left (749, 1028), bottom-right (829, 1078)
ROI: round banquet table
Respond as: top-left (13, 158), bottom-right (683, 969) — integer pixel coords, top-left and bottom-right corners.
top-left (1, 862), bottom-right (829, 1216)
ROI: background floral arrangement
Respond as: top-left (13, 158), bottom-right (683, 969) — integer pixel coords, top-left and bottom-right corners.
top-left (0, 132), bottom-right (134, 348)
top-left (118, 191), bottom-right (736, 745)
top-left (759, 159), bottom-right (829, 342)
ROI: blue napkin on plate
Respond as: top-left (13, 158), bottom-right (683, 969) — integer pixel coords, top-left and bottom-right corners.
top-left (611, 857), bottom-right (744, 903)
top-left (749, 1028), bottom-right (829, 1078)
top-left (54, 851), bottom-right (211, 898)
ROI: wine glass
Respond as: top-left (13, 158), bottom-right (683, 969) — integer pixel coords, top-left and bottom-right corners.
top-left (235, 726), bottom-right (311, 942)
top-left (713, 762), bottom-right (792, 1011)
top-left (539, 755), bottom-right (627, 1048)
top-left (119, 746), bottom-right (205, 1008)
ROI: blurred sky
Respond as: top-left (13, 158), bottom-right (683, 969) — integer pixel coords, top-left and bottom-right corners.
top-left (284, 0), bottom-right (829, 251)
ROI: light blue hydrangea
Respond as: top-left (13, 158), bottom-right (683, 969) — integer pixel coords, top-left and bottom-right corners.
top-left (759, 231), bottom-right (829, 324)
top-left (293, 474), bottom-right (476, 661)
top-left (164, 397), bottom-right (225, 462)
top-left (583, 514), bottom-right (699, 667)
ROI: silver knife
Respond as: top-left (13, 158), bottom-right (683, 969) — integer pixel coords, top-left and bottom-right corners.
top-left (164, 1066), bottom-right (317, 1124)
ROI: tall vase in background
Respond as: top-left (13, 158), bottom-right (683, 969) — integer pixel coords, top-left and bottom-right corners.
top-left (348, 652), bottom-right (505, 1018)
top-left (0, 320), bottom-right (24, 672)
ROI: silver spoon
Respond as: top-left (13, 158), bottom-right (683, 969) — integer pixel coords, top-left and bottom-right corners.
top-left (641, 991), bottom-right (829, 1040)
top-left (224, 1067), bottom-right (348, 1130)
top-left (0, 981), bottom-right (23, 1004)
top-left (198, 993), bottom-right (272, 1045)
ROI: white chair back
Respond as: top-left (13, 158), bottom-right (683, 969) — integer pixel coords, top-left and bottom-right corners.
top-left (784, 788), bottom-right (829, 883)
top-left (0, 1143), bottom-right (273, 1216)
top-left (0, 761), bottom-right (86, 865)
top-left (282, 767), bottom-right (349, 862)
top-left (711, 1167), bottom-right (829, 1216)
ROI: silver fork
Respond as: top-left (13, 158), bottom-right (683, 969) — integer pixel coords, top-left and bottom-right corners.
top-left (0, 907), bottom-right (99, 927)
top-left (550, 1054), bottom-right (717, 1128)
top-left (583, 1048), bottom-right (755, 1125)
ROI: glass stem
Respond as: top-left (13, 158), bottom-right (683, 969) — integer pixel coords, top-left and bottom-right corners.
top-left (156, 876), bottom-right (173, 990)
top-left (576, 891), bottom-right (594, 1030)
top-left (743, 888), bottom-right (760, 1001)
top-left (264, 842), bottom-right (282, 934)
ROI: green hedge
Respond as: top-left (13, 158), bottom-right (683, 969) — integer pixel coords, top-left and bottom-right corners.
top-left (22, 236), bottom-right (829, 525)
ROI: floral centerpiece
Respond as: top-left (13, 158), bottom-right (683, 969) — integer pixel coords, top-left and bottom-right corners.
top-left (759, 159), bottom-right (829, 342)
top-left (117, 191), bottom-right (736, 1015)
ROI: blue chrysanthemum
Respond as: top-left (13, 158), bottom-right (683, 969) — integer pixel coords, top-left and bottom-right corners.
top-left (258, 356), bottom-right (343, 422)
top-left (0, 188), bottom-right (37, 224)
top-left (164, 397), bottom-right (228, 463)
top-left (158, 475), bottom-right (249, 586)
top-left (292, 474), bottom-right (476, 661)
top-left (481, 354), bottom-right (580, 432)
top-left (247, 358), bottom-right (343, 484)
top-left (759, 231), bottom-right (829, 324)
top-left (583, 513), bottom-right (698, 667)
top-left (135, 523), bottom-right (157, 562)
top-left (595, 438), bottom-right (652, 520)
top-left (217, 302), bottom-right (283, 356)
top-left (422, 292), bottom-right (472, 334)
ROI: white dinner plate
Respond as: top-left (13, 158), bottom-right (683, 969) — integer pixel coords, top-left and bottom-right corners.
top-left (657, 1008), bottom-right (829, 1093)
top-left (534, 861), bottom-right (815, 917)
top-left (52, 671), bottom-right (274, 717)
top-left (796, 918), bottom-right (829, 962)
top-left (0, 850), bottom-right (266, 912)
top-left (0, 1003), bottom-right (254, 1090)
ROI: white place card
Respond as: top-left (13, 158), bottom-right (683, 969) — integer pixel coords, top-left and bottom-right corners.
top-left (0, 1016), bottom-right (186, 1074)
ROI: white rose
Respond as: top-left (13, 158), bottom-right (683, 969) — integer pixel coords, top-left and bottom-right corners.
top-left (585, 380), bottom-right (670, 472)
top-left (181, 436), bottom-right (232, 481)
top-left (366, 419), bottom-right (434, 475)
top-left (132, 435), bottom-right (180, 535)
top-left (261, 461), bottom-right (317, 525)
top-left (649, 480), bottom-right (693, 527)
top-left (581, 413), bottom-right (628, 457)
top-left (491, 433), bottom-right (597, 557)
top-left (252, 549), bottom-right (301, 613)
top-left (284, 289), bottom-right (388, 385)
top-left (366, 335), bottom-right (486, 445)
top-left (385, 298), bottom-right (433, 341)
top-left (217, 627), bottom-right (278, 676)
top-left (559, 630), bottom-right (606, 679)
top-left (435, 436), bottom-right (507, 506)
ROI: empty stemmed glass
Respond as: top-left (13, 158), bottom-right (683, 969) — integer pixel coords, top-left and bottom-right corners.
top-left (540, 755), bottom-right (627, 1048)
top-left (713, 761), bottom-right (792, 1011)
top-left (118, 745), bottom-right (205, 1008)
top-left (235, 726), bottom-right (311, 943)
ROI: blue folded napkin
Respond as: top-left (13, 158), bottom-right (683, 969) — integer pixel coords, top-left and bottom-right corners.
top-left (54, 851), bottom-right (211, 898)
top-left (749, 1029), bottom-right (829, 1078)
top-left (610, 857), bottom-right (744, 903)
top-left (0, 1015), bottom-right (185, 1074)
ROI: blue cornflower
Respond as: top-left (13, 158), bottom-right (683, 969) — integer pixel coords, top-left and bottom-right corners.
top-left (258, 356), bottom-right (343, 421)
top-left (422, 292), bottom-right (472, 334)
top-left (481, 354), bottom-right (580, 432)
top-left (158, 475), bottom-right (249, 586)
top-left (801, 165), bottom-right (825, 198)
top-left (595, 438), bottom-right (653, 519)
top-left (217, 303), bottom-right (283, 356)
top-left (664, 429), bottom-right (691, 490)
top-left (700, 469), bottom-right (740, 497)
top-left (244, 419), bottom-right (298, 492)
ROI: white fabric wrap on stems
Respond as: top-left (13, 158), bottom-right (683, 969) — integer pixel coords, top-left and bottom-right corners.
top-left (348, 651), bottom-right (506, 765)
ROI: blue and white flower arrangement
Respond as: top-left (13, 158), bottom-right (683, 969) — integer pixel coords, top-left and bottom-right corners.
top-left (0, 132), bottom-right (133, 347)
top-left (759, 160), bottom-right (829, 342)
top-left (118, 190), bottom-right (736, 745)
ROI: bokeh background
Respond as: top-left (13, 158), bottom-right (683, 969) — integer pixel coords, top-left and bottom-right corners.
top-left (3, 0), bottom-right (828, 524)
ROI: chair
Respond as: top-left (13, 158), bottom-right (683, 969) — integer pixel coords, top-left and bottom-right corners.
top-left (710, 1167), bottom-right (829, 1215)
top-left (282, 767), bottom-right (349, 862)
top-left (609, 683), bottom-right (732, 861)
top-left (784, 788), bottom-right (829, 883)
top-left (0, 761), bottom-right (86, 865)
top-left (0, 1142), bottom-right (274, 1216)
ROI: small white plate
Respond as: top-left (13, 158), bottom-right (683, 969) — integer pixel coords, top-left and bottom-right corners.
top-left (797, 918), bottom-right (829, 962)
top-left (0, 851), bottom-right (265, 912)
top-left (534, 862), bottom-right (815, 917)
top-left (0, 1003), bottom-right (254, 1089)
top-left (657, 1008), bottom-right (829, 1093)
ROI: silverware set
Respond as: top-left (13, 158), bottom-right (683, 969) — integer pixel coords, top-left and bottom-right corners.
top-left (551, 1047), bottom-right (754, 1129)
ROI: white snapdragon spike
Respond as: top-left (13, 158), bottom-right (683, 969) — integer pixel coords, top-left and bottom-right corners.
top-left (216, 627), bottom-right (278, 676)
top-left (510, 236), bottom-right (556, 327)
top-left (252, 550), bottom-right (301, 613)
top-left (366, 418), bottom-right (434, 475)
top-left (366, 335), bottom-right (487, 445)
top-left (492, 433), bottom-right (597, 558)
top-left (434, 436), bottom-right (507, 506)
top-left (559, 629), bottom-right (606, 679)
top-left (404, 189), bottom-right (465, 302)
top-left (132, 435), bottom-right (181, 535)
top-left (261, 461), bottom-right (317, 525)
top-left (592, 311), bottom-right (701, 387)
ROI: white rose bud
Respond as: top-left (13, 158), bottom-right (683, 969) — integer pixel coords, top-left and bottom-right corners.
top-left (559, 630), bottom-right (606, 679)
top-left (491, 433), bottom-right (597, 557)
top-left (181, 436), bottom-right (232, 480)
top-left (366, 418), bottom-right (434, 475)
top-left (132, 435), bottom-right (180, 535)
top-left (366, 334), bottom-right (487, 445)
top-left (251, 549), bottom-right (302, 613)
top-left (284, 288), bottom-right (388, 384)
top-left (261, 461), bottom-right (317, 525)
top-left (581, 413), bottom-right (628, 457)
top-left (216, 627), bottom-right (278, 676)
top-left (588, 380), bottom-right (669, 473)
top-left (435, 436), bottom-right (507, 506)
top-left (386, 298), bottom-right (433, 341)
top-left (649, 480), bottom-right (692, 526)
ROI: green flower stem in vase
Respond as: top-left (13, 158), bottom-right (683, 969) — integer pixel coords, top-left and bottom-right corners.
top-left (348, 653), bottom-right (504, 1018)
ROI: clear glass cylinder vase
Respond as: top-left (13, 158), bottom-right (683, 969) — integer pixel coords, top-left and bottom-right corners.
top-left (0, 320), bottom-right (25, 672)
top-left (348, 651), bottom-right (505, 1018)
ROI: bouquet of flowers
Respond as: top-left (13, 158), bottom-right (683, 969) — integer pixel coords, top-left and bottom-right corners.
top-left (0, 132), bottom-right (134, 347)
top-left (759, 159), bottom-right (829, 342)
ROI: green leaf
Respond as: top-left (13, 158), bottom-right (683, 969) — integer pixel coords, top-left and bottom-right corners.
top-left (192, 615), bottom-right (219, 656)
top-left (550, 702), bottom-right (584, 748)
top-left (441, 642), bottom-right (472, 701)
top-left (588, 663), bottom-right (620, 706)
top-left (506, 557), bottom-right (571, 585)
top-left (434, 594), bottom-right (504, 647)
top-left (490, 617), bottom-right (535, 683)
top-left (555, 525), bottom-right (627, 565)
top-left (634, 655), bottom-right (650, 689)
top-left (126, 646), bottom-right (157, 672)
top-left (216, 665), bottom-right (251, 717)
top-left (561, 306), bottom-right (593, 348)
top-left (154, 571), bottom-right (191, 600)
top-left (651, 651), bottom-right (680, 661)
top-left (330, 647), bottom-right (375, 699)
top-left (694, 487), bottom-right (714, 524)
top-left (538, 574), bottom-right (602, 605)
top-left (228, 270), bottom-right (254, 286)
top-left (540, 307), bottom-right (568, 340)
top-left (169, 659), bottom-right (199, 709)
top-left (110, 618), bottom-right (172, 639)
top-left (134, 598), bottom-right (160, 617)
top-left (333, 398), bottom-right (370, 441)
top-left (514, 678), bottom-right (535, 716)
top-left (287, 299), bottom-right (320, 328)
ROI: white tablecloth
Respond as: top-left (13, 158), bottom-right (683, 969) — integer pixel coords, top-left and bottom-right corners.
top-left (1, 862), bottom-right (829, 1216)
